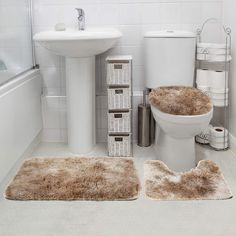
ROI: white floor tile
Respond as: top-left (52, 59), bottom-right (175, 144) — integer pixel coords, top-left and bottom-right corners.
top-left (0, 143), bottom-right (236, 236)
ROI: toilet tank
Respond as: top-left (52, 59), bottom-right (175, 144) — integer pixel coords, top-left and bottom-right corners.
top-left (144, 30), bottom-right (196, 89)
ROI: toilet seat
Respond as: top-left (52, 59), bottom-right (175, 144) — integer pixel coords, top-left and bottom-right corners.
top-left (151, 105), bottom-right (213, 138)
top-left (149, 86), bottom-right (213, 171)
top-left (149, 86), bottom-right (212, 116)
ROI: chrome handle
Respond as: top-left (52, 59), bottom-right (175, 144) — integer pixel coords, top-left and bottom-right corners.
top-left (75, 8), bottom-right (85, 30)
top-left (75, 8), bottom-right (85, 17)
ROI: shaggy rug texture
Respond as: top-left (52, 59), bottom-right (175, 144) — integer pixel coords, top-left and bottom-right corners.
top-left (5, 157), bottom-right (140, 201)
top-left (144, 160), bottom-right (232, 201)
top-left (149, 86), bottom-right (212, 116)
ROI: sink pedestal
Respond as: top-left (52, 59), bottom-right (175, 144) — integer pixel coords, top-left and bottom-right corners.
top-left (66, 57), bottom-right (96, 154)
top-left (34, 28), bottom-right (122, 153)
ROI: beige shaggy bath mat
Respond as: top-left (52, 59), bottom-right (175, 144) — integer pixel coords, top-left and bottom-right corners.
top-left (144, 160), bottom-right (232, 201)
top-left (5, 157), bottom-right (140, 201)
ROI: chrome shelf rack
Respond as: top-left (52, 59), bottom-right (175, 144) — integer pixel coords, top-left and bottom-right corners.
top-left (195, 18), bottom-right (232, 151)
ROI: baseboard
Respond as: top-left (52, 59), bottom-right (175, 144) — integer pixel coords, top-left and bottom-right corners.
top-left (0, 131), bottom-right (42, 192)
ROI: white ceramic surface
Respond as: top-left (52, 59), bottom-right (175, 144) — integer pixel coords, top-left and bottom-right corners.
top-left (144, 30), bottom-right (196, 38)
top-left (66, 57), bottom-right (96, 153)
top-left (144, 30), bottom-right (212, 171)
top-left (0, 70), bottom-right (42, 182)
top-left (144, 30), bottom-right (196, 88)
top-left (151, 105), bottom-right (213, 172)
top-left (32, 1), bottom-right (223, 144)
top-left (0, 71), bottom-right (15, 85)
top-left (34, 28), bottom-right (122, 154)
top-left (34, 28), bottom-right (122, 57)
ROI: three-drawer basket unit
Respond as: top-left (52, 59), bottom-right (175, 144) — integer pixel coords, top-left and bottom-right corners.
top-left (106, 56), bottom-right (133, 157)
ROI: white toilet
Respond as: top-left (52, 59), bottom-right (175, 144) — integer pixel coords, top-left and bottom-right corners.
top-left (144, 30), bottom-right (213, 172)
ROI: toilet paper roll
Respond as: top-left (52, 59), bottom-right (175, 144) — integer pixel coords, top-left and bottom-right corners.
top-left (209, 71), bottom-right (228, 91)
top-left (197, 54), bottom-right (232, 62)
top-left (197, 86), bottom-right (211, 97)
top-left (210, 141), bottom-right (229, 150)
top-left (212, 98), bottom-right (229, 107)
top-left (196, 136), bottom-right (209, 144)
top-left (211, 88), bottom-right (229, 93)
top-left (210, 127), bottom-right (228, 138)
top-left (196, 69), bottom-right (209, 87)
top-left (197, 86), bottom-right (210, 92)
top-left (211, 92), bottom-right (228, 100)
top-left (197, 43), bottom-right (230, 49)
top-left (197, 85), bottom-right (210, 90)
top-left (197, 43), bottom-right (230, 55)
top-left (210, 136), bottom-right (228, 143)
top-left (209, 126), bottom-right (229, 149)
top-left (197, 47), bottom-right (230, 55)
top-left (196, 125), bottom-right (213, 144)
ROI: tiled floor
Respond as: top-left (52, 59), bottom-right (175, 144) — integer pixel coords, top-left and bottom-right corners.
top-left (0, 143), bottom-right (236, 236)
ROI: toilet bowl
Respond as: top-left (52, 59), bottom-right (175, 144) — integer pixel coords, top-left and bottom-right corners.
top-left (144, 30), bottom-right (214, 171)
top-left (151, 104), bottom-right (213, 172)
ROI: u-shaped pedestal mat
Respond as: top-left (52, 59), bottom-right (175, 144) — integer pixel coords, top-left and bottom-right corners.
top-left (5, 157), bottom-right (232, 201)
top-left (145, 160), bottom-right (232, 201)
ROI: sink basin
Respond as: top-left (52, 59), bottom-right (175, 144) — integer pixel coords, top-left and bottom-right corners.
top-left (34, 28), bottom-right (122, 154)
top-left (34, 28), bottom-right (122, 57)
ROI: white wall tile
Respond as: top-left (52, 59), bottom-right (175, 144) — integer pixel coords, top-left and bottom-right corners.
top-left (140, 3), bottom-right (161, 24)
top-left (202, 2), bottom-right (222, 21)
top-left (35, 46), bottom-right (61, 68)
top-left (41, 96), bottom-right (67, 142)
top-left (40, 67), bottom-right (61, 91)
top-left (116, 25), bottom-right (142, 46)
top-left (41, 129), bottom-right (62, 143)
top-left (180, 2), bottom-right (202, 24)
top-left (160, 3), bottom-right (181, 24)
top-left (42, 97), bottom-right (60, 129)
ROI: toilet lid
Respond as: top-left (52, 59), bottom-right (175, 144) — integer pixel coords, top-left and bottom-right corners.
top-left (149, 86), bottom-right (212, 116)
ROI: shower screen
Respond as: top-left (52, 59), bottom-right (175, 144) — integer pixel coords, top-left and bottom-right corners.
top-left (0, 0), bottom-right (34, 85)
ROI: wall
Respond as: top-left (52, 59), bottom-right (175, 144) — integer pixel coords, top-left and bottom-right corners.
top-left (33, 0), bottom-right (223, 143)
top-left (222, 0), bottom-right (236, 150)
top-left (0, 70), bottom-right (43, 182)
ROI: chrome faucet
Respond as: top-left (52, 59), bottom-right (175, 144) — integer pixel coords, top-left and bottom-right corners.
top-left (76, 8), bottom-right (85, 31)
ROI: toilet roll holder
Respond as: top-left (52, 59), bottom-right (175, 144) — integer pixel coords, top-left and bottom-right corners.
top-left (195, 18), bottom-right (231, 151)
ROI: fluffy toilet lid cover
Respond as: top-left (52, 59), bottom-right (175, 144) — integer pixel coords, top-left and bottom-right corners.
top-left (149, 86), bottom-right (212, 116)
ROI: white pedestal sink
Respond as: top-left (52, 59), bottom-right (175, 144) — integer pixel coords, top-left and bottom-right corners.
top-left (34, 28), bottom-right (122, 154)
